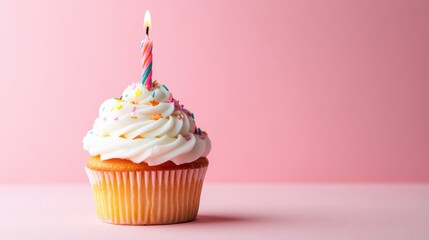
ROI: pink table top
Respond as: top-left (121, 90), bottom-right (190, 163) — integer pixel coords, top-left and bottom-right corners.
top-left (1, 183), bottom-right (428, 240)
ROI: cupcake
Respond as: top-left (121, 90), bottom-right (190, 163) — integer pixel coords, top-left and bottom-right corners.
top-left (83, 81), bottom-right (211, 225)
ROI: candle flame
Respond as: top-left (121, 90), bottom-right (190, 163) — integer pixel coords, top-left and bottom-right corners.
top-left (144, 10), bottom-right (152, 29)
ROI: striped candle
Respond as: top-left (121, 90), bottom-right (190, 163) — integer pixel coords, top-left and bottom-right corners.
top-left (141, 10), bottom-right (153, 89)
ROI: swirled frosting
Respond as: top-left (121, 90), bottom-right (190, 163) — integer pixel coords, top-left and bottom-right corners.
top-left (83, 82), bottom-right (211, 166)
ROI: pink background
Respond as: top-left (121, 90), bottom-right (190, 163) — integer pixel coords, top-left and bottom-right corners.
top-left (0, 0), bottom-right (428, 183)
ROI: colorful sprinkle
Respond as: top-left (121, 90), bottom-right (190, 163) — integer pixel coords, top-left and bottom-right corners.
top-left (152, 91), bottom-right (155, 98)
top-left (90, 131), bottom-right (93, 134)
top-left (114, 117), bottom-right (118, 121)
top-left (103, 117), bottom-right (106, 121)
top-left (178, 112), bottom-right (184, 120)
top-left (173, 100), bottom-right (183, 109)
top-left (124, 94), bottom-right (128, 97)
top-left (135, 88), bottom-right (142, 98)
top-left (162, 85), bottom-right (169, 91)
top-left (115, 104), bottom-right (123, 110)
top-left (198, 128), bottom-right (202, 135)
top-left (199, 135), bottom-right (206, 140)
top-left (149, 99), bottom-right (159, 106)
top-left (131, 115), bottom-right (138, 119)
top-left (185, 136), bottom-right (191, 141)
top-left (151, 113), bottom-right (162, 120)
top-left (102, 106), bottom-right (105, 112)
top-left (132, 106), bottom-right (136, 112)
top-left (152, 80), bottom-right (158, 88)
top-left (191, 113), bottom-right (195, 119)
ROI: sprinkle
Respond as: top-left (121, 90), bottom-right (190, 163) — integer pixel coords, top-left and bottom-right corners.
top-left (198, 128), bottom-right (202, 135)
top-left (199, 135), bottom-right (206, 140)
top-left (116, 99), bottom-right (124, 103)
top-left (178, 112), bottom-right (184, 120)
top-left (181, 104), bottom-right (184, 109)
top-left (191, 113), bottom-right (195, 119)
top-left (135, 88), bottom-right (142, 98)
top-left (130, 100), bottom-right (136, 104)
top-left (102, 106), bottom-right (105, 112)
top-left (173, 100), bottom-right (183, 109)
top-left (152, 80), bottom-right (158, 88)
top-left (151, 113), bottom-right (162, 120)
top-left (115, 104), bottom-right (123, 110)
top-left (162, 85), bottom-right (169, 91)
top-left (202, 131), bottom-right (208, 136)
top-left (132, 106), bottom-right (136, 112)
top-left (149, 99), bottom-right (159, 106)
top-left (131, 115), bottom-right (138, 119)
top-left (103, 117), bottom-right (106, 121)
top-left (114, 117), bottom-right (118, 121)
top-left (185, 136), bottom-right (191, 141)
top-left (89, 131), bottom-right (93, 134)
top-left (152, 91), bottom-right (155, 98)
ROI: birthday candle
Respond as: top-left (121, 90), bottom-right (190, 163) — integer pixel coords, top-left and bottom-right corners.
top-left (141, 10), bottom-right (153, 89)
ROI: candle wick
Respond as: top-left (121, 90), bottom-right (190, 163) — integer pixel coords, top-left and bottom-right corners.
top-left (146, 27), bottom-right (149, 36)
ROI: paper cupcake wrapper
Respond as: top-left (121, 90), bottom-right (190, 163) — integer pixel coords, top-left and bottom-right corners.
top-left (85, 166), bottom-right (208, 225)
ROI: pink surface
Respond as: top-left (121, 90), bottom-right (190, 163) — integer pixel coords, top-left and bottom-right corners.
top-left (1, 184), bottom-right (429, 239)
top-left (0, 0), bottom-right (429, 183)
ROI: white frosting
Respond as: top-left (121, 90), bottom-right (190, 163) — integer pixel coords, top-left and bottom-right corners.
top-left (83, 82), bottom-right (211, 166)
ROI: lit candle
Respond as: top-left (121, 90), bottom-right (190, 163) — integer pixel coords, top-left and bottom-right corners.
top-left (141, 10), bottom-right (153, 89)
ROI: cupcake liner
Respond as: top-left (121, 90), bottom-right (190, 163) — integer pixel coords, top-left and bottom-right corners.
top-left (85, 166), bottom-right (208, 225)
